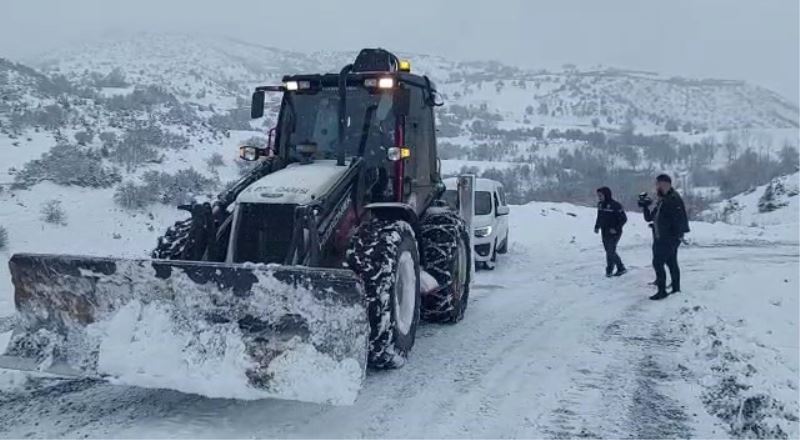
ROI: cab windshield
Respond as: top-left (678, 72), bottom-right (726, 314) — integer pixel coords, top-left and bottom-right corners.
top-left (278, 88), bottom-right (396, 164)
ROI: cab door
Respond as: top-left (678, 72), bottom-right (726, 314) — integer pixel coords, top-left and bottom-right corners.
top-left (405, 85), bottom-right (436, 214)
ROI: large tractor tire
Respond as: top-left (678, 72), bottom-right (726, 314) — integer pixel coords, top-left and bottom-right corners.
top-left (419, 209), bottom-right (471, 323)
top-left (152, 217), bottom-right (195, 260)
top-left (151, 203), bottom-right (215, 261)
top-left (346, 219), bottom-right (421, 369)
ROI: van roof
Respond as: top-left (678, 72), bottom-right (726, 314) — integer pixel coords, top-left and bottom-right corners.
top-left (443, 177), bottom-right (502, 192)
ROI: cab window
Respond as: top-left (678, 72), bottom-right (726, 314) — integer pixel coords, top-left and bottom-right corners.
top-left (475, 191), bottom-right (492, 215)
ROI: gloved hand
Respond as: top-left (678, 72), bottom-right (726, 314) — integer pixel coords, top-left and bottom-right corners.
top-left (594, 227), bottom-right (599, 234)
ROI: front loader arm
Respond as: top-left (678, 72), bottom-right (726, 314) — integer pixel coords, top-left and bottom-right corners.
top-left (153, 157), bottom-right (287, 261)
top-left (216, 157), bottom-right (286, 209)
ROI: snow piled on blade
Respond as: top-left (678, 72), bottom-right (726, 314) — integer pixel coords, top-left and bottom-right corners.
top-left (91, 300), bottom-right (260, 399)
top-left (90, 301), bottom-right (362, 405)
top-left (7, 255), bottom-right (369, 405)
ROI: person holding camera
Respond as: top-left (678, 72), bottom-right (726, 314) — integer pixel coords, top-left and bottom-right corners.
top-left (639, 174), bottom-right (690, 300)
top-left (594, 186), bottom-right (628, 277)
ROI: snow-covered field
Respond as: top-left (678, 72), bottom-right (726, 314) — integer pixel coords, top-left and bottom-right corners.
top-left (0, 197), bottom-right (797, 438)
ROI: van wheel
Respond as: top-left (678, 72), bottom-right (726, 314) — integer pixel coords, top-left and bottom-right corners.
top-left (497, 233), bottom-right (509, 254)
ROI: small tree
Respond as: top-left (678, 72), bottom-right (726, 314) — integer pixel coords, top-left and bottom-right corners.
top-left (537, 102), bottom-right (549, 116)
top-left (778, 144), bottom-right (799, 173)
top-left (206, 153), bottom-right (225, 168)
top-left (41, 200), bottom-right (67, 225)
top-left (74, 130), bottom-right (94, 146)
top-left (99, 131), bottom-right (118, 147)
top-left (621, 115), bottom-right (636, 144)
top-left (95, 67), bottom-right (129, 88)
top-left (114, 181), bottom-right (156, 209)
top-left (723, 132), bottom-right (740, 162)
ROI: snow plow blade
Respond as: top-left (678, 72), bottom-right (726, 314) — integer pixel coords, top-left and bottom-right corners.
top-left (3, 253), bottom-right (368, 405)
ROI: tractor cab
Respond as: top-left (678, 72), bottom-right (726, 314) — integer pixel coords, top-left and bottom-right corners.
top-left (247, 48), bottom-right (443, 214)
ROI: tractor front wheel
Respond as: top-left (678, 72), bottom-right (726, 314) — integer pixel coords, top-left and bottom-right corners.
top-left (347, 219), bottom-right (421, 369)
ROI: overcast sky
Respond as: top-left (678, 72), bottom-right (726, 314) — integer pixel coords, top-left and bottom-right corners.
top-left (3, 0), bottom-right (798, 103)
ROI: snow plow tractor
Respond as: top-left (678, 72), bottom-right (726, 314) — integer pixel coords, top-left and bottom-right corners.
top-left (1, 49), bottom-right (474, 405)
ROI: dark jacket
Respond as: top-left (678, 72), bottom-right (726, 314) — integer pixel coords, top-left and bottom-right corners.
top-left (595, 187), bottom-right (627, 234)
top-left (644, 188), bottom-right (690, 241)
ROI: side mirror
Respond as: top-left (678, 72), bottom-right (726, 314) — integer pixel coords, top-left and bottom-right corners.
top-left (251, 91), bottom-right (265, 119)
top-left (393, 87), bottom-right (410, 117)
top-left (496, 205), bottom-right (510, 216)
top-left (239, 145), bottom-right (269, 161)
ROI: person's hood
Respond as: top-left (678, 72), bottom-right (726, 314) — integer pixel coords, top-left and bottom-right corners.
top-left (597, 186), bottom-right (612, 201)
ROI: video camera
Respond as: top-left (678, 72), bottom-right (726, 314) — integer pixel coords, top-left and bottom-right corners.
top-left (637, 192), bottom-right (653, 208)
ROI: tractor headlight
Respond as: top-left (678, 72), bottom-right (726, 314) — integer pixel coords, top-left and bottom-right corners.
top-left (364, 77), bottom-right (395, 89)
top-left (378, 77), bottom-right (394, 89)
top-left (284, 81), bottom-right (310, 91)
top-left (386, 146), bottom-right (411, 161)
top-left (474, 226), bottom-right (492, 238)
top-left (387, 147), bottom-right (401, 161)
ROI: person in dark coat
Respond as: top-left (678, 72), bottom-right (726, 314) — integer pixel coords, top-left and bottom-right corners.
top-left (594, 186), bottom-right (628, 277)
top-left (641, 174), bottom-right (690, 300)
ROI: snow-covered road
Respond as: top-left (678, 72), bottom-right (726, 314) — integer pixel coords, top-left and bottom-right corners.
top-left (0, 203), bottom-right (797, 438)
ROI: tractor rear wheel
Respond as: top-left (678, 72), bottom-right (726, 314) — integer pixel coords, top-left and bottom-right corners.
top-left (347, 219), bottom-right (421, 369)
top-left (419, 209), bottom-right (471, 323)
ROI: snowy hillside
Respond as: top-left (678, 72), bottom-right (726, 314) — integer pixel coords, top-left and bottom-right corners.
top-left (1, 33), bottom-right (797, 209)
top-left (32, 33), bottom-right (799, 133)
top-left (701, 172), bottom-right (800, 227)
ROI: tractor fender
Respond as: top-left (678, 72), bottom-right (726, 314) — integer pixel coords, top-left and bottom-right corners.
top-left (364, 202), bottom-right (419, 232)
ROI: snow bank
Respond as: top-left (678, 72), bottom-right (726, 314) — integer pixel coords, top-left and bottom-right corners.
top-left (506, 201), bottom-right (795, 258)
top-left (701, 173), bottom-right (800, 228)
top-left (664, 266), bottom-right (799, 438)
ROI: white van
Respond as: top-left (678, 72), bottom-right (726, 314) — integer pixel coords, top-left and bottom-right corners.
top-left (443, 177), bottom-right (510, 269)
